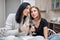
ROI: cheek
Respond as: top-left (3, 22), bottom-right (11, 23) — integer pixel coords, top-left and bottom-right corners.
top-left (36, 13), bottom-right (38, 16)
top-left (33, 12), bottom-right (38, 16)
top-left (35, 12), bottom-right (39, 16)
top-left (24, 10), bottom-right (27, 13)
top-left (23, 10), bottom-right (27, 15)
top-left (25, 9), bottom-right (29, 13)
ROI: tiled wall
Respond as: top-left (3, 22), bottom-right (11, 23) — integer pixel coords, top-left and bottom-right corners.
top-left (35, 0), bottom-right (60, 21)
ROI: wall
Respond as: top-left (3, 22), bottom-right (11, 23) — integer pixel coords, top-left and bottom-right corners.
top-left (35, 0), bottom-right (47, 19)
top-left (0, 0), bottom-right (21, 27)
top-left (5, 0), bottom-right (21, 19)
top-left (35, 0), bottom-right (60, 21)
top-left (0, 0), bottom-right (5, 27)
top-left (0, 0), bottom-right (60, 27)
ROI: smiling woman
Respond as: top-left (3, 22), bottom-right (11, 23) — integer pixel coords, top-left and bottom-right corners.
top-left (29, 6), bottom-right (48, 40)
top-left (0, 2), bottom-right (31, 37)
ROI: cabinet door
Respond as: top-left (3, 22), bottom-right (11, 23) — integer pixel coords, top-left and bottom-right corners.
top-left (53, 24), bottom-right (60, 33)
top-left (52, 0), bottom-right (60, 9)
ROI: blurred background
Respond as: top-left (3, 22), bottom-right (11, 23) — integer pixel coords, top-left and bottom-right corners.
top-left (0, 0), bottom-right (60, 33)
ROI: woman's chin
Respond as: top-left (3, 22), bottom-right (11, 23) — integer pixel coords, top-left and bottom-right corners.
top-left (33, 16), bottom-right (38, 19)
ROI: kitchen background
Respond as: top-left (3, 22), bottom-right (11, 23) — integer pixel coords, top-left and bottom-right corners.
top-left (0, 0), bottom-right (60, 28)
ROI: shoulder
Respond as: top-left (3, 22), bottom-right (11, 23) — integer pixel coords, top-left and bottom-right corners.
top-left (40, 18), bottom-right (48, 27)
top-left (6, 13), bottom-right (16, 22)
top-left (7, 13), bottom-right (16, 19)
top-left (41, 18), bottom-right (48, 23)
top-left (8, 13), bottom-right (16, 17)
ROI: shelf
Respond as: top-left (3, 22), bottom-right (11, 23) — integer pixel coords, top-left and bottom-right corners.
top-left (40, 10), bottom-right (46, 12)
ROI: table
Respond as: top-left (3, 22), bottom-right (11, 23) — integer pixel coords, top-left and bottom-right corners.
top-left (19, 36), bottom-right (45, 40)
top-left (0, 36), bottom-right (45, 40)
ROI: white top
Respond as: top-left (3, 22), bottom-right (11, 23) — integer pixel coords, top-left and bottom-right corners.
top-left (3, 13), bottom-right (30, 36)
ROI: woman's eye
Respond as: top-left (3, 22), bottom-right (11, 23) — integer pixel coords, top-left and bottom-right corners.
top-left (34, 10), bottom-right (36, 12)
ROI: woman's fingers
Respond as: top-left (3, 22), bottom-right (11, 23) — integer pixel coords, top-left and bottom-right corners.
top-left (20, 23), bottom-right (29, 32)
top-left (30, 26), bottom-right (35, 33)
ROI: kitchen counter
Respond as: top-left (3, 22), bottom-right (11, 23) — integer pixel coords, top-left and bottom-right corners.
top-left (48, 20), bottom-right (60, 33)
top-left (48, 20), bottom-right (60, 25)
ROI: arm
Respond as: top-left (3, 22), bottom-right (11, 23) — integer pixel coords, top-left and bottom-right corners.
top-left (6, 14), bottom-right (30, 36)
top-left (4, 14), bottom-right (19, 36)
top-left (6, 23), bottom-right (29, 36)
top-left (18, 16), bottom-right (30, 36)
top-left (42, 18), bottom-right (48, 40)
top-left (44, 26), bottom-right (48, 40)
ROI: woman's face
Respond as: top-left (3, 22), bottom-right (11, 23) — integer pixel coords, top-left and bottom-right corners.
top-left (31, 7), bottom-right (39, 19)
top-left (23, 5), bottom-right (31, 16)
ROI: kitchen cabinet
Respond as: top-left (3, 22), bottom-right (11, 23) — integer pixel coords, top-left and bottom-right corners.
top-left (48, 22), bottom-right (60, 33)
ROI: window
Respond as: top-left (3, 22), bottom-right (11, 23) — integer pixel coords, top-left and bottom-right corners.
top-left (52, 0), bottom-right (60, 9)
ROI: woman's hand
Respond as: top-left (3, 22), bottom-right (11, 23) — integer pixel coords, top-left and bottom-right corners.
top-left (29, 26), bottom-right (35, 33)
top-left (44, 27), bottom-right (48, 40)
top-left (45, 38), bottom-right (48, 40)
top-left (19, 23), bottom-right (29, 32)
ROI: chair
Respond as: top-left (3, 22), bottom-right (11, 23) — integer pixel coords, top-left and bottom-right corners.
top-left (48, 28), bottom-right (56, 37)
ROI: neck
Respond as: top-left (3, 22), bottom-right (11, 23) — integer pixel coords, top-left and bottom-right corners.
top-left (33, 18), bottom-right (41, 28)
top-left (34, 17), bottom-right (41, 24)
top-left (34, 17), bottom-right (39, 22)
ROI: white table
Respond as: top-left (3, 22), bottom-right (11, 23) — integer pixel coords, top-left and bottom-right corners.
top-left (4, 36), bottom-right (45, 40)
top-left (18, 36), bottom-right (45, 40)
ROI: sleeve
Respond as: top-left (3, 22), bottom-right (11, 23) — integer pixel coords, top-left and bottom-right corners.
top-left (43, 19), bottom-right (48, 27)
top-left (4, 14), bottom-right (29, 36)
top-left (5, 14), bottom-right (13, 30)
top-left (5, 29), bottom-right (18, 36)
top-left (4, 14), bottom-right (19, 36)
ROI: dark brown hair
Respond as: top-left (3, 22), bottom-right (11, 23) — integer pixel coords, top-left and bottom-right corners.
top-left (15, 2), bottom-right (30, 23)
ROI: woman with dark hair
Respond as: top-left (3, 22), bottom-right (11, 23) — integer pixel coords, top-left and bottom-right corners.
top-left (29, 6), bottom-right (48, 40)
top-left (0, 2), bottom-right (31, 36)
top-left (15, 2), bottom-right (30, 23)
